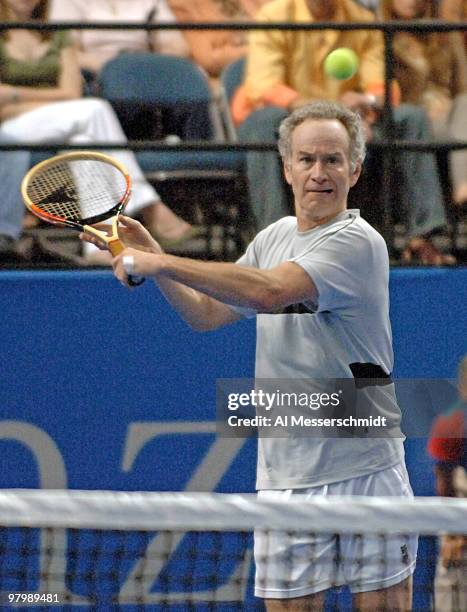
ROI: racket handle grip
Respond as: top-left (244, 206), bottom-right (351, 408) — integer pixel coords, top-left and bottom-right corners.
top-left (108, 239), bottom-right (146, 287)
top-left (108, 238), bottom-right (125, 256)
top-left (127, 275), bottom-right (145, 287)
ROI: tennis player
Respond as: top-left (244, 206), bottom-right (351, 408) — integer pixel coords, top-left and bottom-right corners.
top-left (82, 100), bottom-right (417, 610)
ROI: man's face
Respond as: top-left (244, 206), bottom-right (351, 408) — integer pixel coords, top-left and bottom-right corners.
top-left (283, 118), bottom-right (361, 231)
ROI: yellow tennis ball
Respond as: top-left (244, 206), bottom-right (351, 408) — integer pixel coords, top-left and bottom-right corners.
top-left (324, 48), bottom-right (359, 80)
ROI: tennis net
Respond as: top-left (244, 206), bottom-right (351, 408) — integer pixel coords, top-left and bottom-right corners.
top-left (0, 490), bottom-right (466, 610)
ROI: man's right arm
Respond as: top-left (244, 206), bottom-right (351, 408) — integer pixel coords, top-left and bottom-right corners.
top-left (81, 216), bottom-right (243, 332)
top-left (155, 275), bottom-right (243, 332)
top-left (109, 220), bottom-right (318, 332)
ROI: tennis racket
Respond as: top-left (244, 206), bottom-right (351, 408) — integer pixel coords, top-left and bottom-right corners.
top-left (21, 151), bottom-right (144, 286)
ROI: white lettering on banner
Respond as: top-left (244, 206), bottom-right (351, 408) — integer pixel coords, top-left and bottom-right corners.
top-left (119, 422), bottom-right (251, 603)
top-left (0, 420), bottom-right (250, 604)
top-left (0, 421), bottom-right (89, 605)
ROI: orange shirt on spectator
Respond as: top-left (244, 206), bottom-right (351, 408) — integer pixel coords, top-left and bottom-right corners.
top-left (233, 0), bottom-right (394, 125)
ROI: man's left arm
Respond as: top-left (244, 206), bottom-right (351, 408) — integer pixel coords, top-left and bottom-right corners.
top-left (113, 249), bottom-right (318, 313)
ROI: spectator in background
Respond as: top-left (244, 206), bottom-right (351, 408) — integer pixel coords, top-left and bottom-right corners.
top-left (51, 0), bottom-right (212, 148)
top-left (169, 0), bottom-right (267, 87)
top-left (427, 355), bottom-right (467, 612)
top-left (232, 0), bottom-right (454, 264)
top-left (380, 0), bottom-right (467, 208)
top-left (0, 147), bottom-right (30, 261)
top-left (0, 0), bottom-right (196, 262)
top-left (50, 0), bottom-right (189, 92)
top-left (440, 0), bottom-right (467, 50)
top-left (355, 0), bottom-right (380, 11)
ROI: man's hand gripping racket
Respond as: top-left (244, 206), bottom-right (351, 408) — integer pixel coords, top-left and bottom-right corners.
top-left (21, 151), bottom-right (145, 286)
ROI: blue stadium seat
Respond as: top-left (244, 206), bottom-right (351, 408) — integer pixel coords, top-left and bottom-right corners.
top-left (218, 58), bottom-right (246, 142)
top-left (220, 58), bottom-right (245, 106)
top-left (98, 53), bottom-right (249, 258)
top-left (98, 52), bottom-right (242, 176)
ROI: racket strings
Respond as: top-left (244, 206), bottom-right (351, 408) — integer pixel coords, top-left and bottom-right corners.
top-left (26, 159), bottom-right (128, 223)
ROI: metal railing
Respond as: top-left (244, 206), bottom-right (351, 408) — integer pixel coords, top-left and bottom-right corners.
top-left (1, 18), bottom-right (465, 153)
top-left (0, 19), bottom-right (466, 244)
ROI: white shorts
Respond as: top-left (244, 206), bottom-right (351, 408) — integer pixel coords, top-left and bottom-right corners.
top-left (254, 462), bottom-right (418, 599)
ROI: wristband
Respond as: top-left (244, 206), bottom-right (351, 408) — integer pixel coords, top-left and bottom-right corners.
top-left (365, 93), bottom-right (377, 108)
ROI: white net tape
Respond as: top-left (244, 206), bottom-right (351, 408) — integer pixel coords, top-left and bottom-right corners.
top-left (0, 490), bottom-right (466, 534)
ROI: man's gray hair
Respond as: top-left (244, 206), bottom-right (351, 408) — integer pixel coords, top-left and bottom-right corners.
top-left (278, 101), bottom-right (367, 172)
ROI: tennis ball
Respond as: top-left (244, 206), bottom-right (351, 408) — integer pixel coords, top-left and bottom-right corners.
top-left (324, 48), bottom-right (359, 80)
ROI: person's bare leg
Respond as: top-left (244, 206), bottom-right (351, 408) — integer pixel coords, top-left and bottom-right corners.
top-left (141, 201), bottom-right (193, 243)
top-left (353, 576), bottom-right (412, 611)
top-left (453, 181), bottom-right (467, 206)
top-left (266, 591), bottom-right (325, 611)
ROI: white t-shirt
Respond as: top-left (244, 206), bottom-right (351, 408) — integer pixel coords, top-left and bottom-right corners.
top-left (236, 210), bottom-right (405, 489)
top-left (50, 0), bottom-right (188, 70)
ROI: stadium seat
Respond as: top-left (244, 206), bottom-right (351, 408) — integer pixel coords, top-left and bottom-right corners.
top-left (98, 53), bottom-right (248, 258)
top-left (218, 58), bottom-right (246, 142)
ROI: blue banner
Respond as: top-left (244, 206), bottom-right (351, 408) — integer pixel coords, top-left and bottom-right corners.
top-left (0, 268), bottom-right (466, 609)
